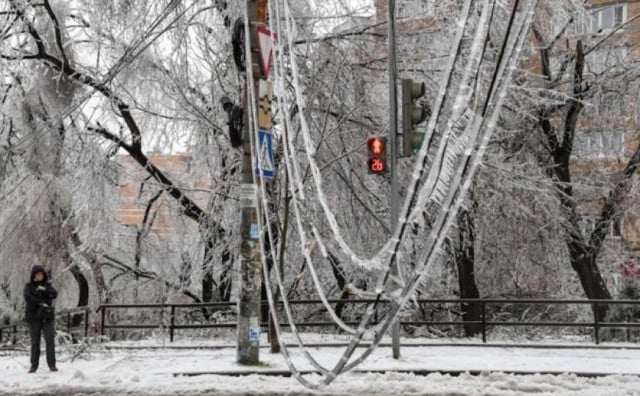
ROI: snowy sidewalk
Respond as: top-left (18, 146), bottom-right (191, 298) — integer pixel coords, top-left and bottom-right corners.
top-left (170, 344), bottom-right (640, 377)
top-left (2, 343), bottom-right (640, 395)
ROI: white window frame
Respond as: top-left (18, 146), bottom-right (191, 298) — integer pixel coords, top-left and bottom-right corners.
top-left (573, 131), bottom-right (625, 158)
top-left (585, 46), bottom-right (627, 75)
top-left (578, 215), bottom-right (623, 239)
top-left (549, 47), bottom-right (627, 79)
top-left (397, 0), bottom-right (431, 20)
top-left (572, 4), bottom-right (626, 36)
top-left (600, 90), bottom-right (626, 116)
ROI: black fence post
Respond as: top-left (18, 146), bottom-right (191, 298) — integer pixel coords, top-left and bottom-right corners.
top-left (100, 307), bottom-right (106, 341)
top-left (0, 327), bottom-right (3, 343)
top-left (626, 311), bottom-right (631, 343)
top-left (84, 308), bottom-right (89, 338)
top-left (481, 301), bottom-right (487, 343)
top-left (12, 325), bottom-right (17, 345)
top-left (170, 305), bottom-right (175, 343)
top-left (593, 302), bottom-right (600, 345)
top-left (160, 304), bottom-right (165, 339)
top-left (67, 312), bottom-right (71, 333)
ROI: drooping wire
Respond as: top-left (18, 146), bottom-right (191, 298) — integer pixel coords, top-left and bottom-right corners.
top-left (341, 0), bottom-right (539, 374)
top-left (246, 0), bottom-right (538, 388)
top-left (241, 0), bottom-right (334, 382)
top-left (253, 0), bottom-right (473, 387)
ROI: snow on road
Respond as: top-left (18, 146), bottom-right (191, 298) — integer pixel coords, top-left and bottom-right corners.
top-left (2, 341), bottom-right (640, 395)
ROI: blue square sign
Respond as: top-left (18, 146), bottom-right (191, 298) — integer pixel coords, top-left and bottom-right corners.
top-left (248, 327), bottom-right (260, 343)
top-left (255, 130), bottom-right (275, 179)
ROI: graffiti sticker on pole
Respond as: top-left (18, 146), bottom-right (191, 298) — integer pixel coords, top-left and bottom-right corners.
top-left (248, 327), bottom-right (260, 343)
top-left (258, 80), bottom-right (273, 130)
top-left (239, 183), bottom-right (257, 207)
top-left (249, 223), bottom-right (260, 240)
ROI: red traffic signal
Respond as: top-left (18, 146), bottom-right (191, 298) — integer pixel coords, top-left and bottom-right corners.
top-left (367, 137), bottom-right (387, 174)
top-left (368, 137), bottom-right (385, 155)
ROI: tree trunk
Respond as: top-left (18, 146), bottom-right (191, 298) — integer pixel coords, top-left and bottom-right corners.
top-left (454, 204), bottom-right (482, 337)
top-left (260, 221), bottom-right (278, 324)
top-left (218, 248), bottom-right (232, 302)
top-left (201, 235), bottom-right (215, 319)
top-left (329, 253), bottom-right (348, 320)
top-left (568, 241), bottom-right (612, 320)
top-left (69, 264), bottom-right (89, 328)
top-left (68, 264), bottom-right (89, 307)
top-left (90, 259), bottom-right (111, 305)
top-left (69, 230), bottom-right (112, 305)
top-left (535, 39), bottom-right (612, 312)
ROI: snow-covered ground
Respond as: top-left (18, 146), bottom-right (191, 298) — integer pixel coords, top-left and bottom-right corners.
top-left (2, 335), bottom-right (640, 395)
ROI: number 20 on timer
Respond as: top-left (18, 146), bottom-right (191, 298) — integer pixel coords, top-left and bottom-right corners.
top-left (367, 137), bottom-right (388, 175)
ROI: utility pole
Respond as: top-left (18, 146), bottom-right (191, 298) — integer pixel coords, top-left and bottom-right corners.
top-left (237, 0), bottom-right (268, 365)
top-left (387, 0), bottom-right (401, 360)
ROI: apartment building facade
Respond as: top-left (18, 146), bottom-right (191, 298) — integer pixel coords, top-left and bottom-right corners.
top-left (367, 0), bottom-right (640, 294)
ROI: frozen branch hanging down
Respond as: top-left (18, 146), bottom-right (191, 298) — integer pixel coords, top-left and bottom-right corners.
top-left (2, 0), bottom-right (639, 393)
top-left (0, 0), bottom-right (236, 310)
top-left (251, 0), bottom-right (540, 389)
top-left (1, 1), bottom-right (212, 225)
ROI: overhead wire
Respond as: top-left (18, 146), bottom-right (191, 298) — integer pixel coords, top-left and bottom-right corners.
top-left (274, 0), bottom-right (390, 335)
top-left (251, 0), bottom-right (477, 388)
top-left (341, 0), bottom-right (539, 374)
top-left (242, 0), bottom-right (338, 379)
top-left (275, 0), bottom-right (471, 333)
top-left (250, 0), bottom-right (539, 388)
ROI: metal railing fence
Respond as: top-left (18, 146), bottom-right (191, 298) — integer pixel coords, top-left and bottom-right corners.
top-left (95, 299), bottom-right (640, 345)
top-left (0, 307), bottom-right (90, 344)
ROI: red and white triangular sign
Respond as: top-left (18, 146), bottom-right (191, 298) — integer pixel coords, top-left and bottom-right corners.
top-left (256, 26), bottom-right (277, 77)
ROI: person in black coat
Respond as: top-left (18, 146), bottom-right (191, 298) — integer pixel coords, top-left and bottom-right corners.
top-left (24, 265), bottom-right (58, 373)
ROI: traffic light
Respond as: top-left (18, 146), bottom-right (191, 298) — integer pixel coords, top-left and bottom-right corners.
top-left (402, 79), bottom-right (427, 157)
top-left (367, 136), bottom-right (388, 174)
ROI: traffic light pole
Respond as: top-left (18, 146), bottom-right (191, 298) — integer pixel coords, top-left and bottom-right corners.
top-left (237, 0), bottom-right (265, 365)
top-left (387, 0), bottom-right (401, 360)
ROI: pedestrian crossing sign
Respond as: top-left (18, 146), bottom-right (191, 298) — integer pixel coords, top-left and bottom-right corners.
top-left (255, 130), bottom-right (275, 179)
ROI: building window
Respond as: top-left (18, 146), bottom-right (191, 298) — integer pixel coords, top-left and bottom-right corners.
top-left (600, 90), bottom-right (625, 117)
top-left (584, 87), bottom-right (626, 118)
top-left (578, 215), bottom-right (623, 239)
top-left (573, 4), bottom-right (625, 35)
top-left (585, 46), bottom-right (627, 74)
top-left (397, 0), bottom-right (431, 20)
top-left (573, 131), bottom-right (625, 158)
top-left (549, 47), bottom-right (626, 78)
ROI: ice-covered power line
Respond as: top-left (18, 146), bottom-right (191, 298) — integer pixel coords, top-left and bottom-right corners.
top-left (244, 0), bottom-right (538, 389)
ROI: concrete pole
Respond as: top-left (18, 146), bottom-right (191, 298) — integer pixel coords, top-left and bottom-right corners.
top-left (237, 0), bottom-right (265, 365)
top-left (387, 0), bottom-right (401, 360)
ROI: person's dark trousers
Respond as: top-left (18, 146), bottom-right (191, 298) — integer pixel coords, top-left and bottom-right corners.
top-left (28, 319), bottom-right (55, 369)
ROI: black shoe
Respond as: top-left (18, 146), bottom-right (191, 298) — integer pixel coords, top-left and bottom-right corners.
top-left (49, 366), bottom-right (58, 372)
top-left (28, 367), bottom-right (37, 373)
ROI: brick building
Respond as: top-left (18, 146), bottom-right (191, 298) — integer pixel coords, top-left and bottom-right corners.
top-left (115, 154), bottom-right (209, 237)
top-left (546, 0), bottom-right (640, 249)
top-left (365, 1), bottom-right (640, 295)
